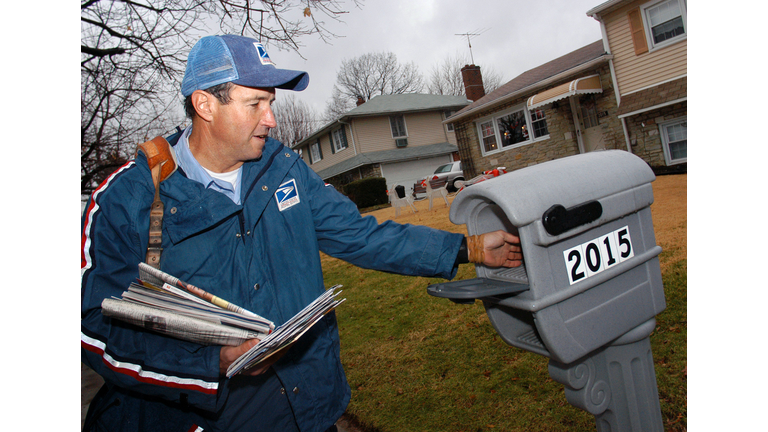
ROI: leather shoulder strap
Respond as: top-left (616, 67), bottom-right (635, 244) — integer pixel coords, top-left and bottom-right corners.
top-left (135, 136), bottom-right (177, 269)
top-left (136, 136), bottom-right (177, 183)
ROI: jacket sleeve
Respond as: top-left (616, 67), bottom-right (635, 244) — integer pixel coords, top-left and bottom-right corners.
top-left (299, 163), bottom-right (463, 280)
top-left (80, 158), bottom-right (227, 413)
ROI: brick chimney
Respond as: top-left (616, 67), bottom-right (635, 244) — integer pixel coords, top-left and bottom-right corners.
top-left (461, 65), bottom-right (485, 102)
top-left (356, 96), bottom-right (365, 106)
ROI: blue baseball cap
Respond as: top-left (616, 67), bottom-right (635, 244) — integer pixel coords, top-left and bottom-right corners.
top-left (181, 35), bottom-right (309, 97)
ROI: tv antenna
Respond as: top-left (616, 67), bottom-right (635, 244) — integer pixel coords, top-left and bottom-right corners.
top-left (455, 28), bottom-right (489, 64)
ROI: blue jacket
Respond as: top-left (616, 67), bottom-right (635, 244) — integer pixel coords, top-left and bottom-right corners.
top-left (81, 136), bottom-right (464, 432)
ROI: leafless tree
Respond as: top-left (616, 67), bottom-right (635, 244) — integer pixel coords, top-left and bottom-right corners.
top-left (270, 94), bottom-right (319, 149)
top-left (321, 86), bottom-right (356, 123)
top-left (427, 52), bottom-right (505, 96)
top-left (81, 51), bottom-right (179, 196)
top-left (81, 0), bottom-right (362, 196)
top-left (323, 51), bottom-right (424, 121)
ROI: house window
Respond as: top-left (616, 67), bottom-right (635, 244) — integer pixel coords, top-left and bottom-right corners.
top-left (530, 109), bottom-right (549, 138)
top-left (497, 110), bottom-right (529, 147)
top-left (331, 127), bottom-right (347, 153)
top-left (643, 0), bottom-right (686, 49)
top-left (310, 141), bottom-right (322, 164)
top-left (480, 120), bottom-right (498, 152)
top-left (660, 117), bottom-right (686, 165)
top-left (390, 115), bottom-right (407, 138)
top-left (476, 104), bottom-right (550, 156)
top-left (444, 110), bottom-right (456, 132)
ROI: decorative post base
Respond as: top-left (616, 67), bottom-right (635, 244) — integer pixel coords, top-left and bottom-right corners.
top-left (548, 320), bottom-right (663, 432)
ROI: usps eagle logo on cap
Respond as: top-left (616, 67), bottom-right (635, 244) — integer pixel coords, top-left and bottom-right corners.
top-left (275, 179), bottom-right (300, 211)
top-left (253, 42), bottom-right (276, 66)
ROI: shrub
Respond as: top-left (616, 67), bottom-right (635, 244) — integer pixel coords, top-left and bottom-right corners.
top-left (343, 177), bottom-right (388, 209)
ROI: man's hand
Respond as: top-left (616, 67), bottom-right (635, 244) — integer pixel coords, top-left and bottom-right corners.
top-left (219, 339), bottom-right (290, 377)
top-left (468, 230), bottom-right (523, 268)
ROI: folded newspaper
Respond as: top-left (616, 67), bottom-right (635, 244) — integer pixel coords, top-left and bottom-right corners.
top-left (101, 263), bottom-right (345, 376)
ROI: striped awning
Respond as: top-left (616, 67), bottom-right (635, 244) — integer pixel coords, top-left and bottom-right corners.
top-left (526, 75), bottom-right (603, 110)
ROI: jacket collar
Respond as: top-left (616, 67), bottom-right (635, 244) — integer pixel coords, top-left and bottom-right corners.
top-left (161, 137), bottom-right (299, 244)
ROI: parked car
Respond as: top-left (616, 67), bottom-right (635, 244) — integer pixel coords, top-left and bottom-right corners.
top-left (413, 161), bottom-right (464, 195)
top-left (454, 167), bottom-right (508, 193)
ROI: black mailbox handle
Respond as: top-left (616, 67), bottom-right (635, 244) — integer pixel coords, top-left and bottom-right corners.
top-left (542, 201), bottom-right (603, 236)
top-left (427, 278), bottom-right (529, 304)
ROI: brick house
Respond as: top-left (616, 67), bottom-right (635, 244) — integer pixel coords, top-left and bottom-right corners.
top-left (447, 0), bottom-right (686, 178)
top-left (293, 94), bottom-right (470, 191)
top-left (447, 41), bottom-right (621, 179)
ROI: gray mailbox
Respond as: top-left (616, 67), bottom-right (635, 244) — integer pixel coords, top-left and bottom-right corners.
top-left (428, 150), bottom-right (666, 431)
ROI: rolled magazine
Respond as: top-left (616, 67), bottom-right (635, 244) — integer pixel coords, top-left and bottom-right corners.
top-left (121, 282), bottom-right (273, 334)
top-left (101, 298), bottom-right (265, 346)
top-left (138, 263), bottom-right (263, 318)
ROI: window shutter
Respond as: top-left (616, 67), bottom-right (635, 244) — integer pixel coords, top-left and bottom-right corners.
top-left (329, 133), bottom-right (335, 154)
top-left (628, 8), bottom-right (649, 56)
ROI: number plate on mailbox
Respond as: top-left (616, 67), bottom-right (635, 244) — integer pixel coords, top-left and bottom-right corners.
top-left (563, 226), bottom-right (634, 285)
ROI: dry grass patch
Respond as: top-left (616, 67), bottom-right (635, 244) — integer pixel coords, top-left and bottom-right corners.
top-left (649, 174), bottom-right (687, 272)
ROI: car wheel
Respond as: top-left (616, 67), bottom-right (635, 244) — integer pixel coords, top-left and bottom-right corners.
top-left (449, 178), bottom-right (463, 192)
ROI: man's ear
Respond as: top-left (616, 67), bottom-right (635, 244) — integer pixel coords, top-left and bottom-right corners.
top-left (190, 90), bottom-right (215, 122)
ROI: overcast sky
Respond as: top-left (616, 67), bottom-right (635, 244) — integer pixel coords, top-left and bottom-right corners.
top-left (266, 0), bottom-right (605, 114)
top-left (9, 4), bottom-right (768, 428)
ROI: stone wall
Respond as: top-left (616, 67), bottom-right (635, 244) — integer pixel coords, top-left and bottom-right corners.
top-left (624, 100), bottom-right (687, 169)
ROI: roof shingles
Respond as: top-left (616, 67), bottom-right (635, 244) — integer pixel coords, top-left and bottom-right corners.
top-left (452, 40), bottom-right (607, 119)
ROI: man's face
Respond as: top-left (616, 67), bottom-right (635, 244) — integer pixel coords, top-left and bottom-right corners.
top-left (210, 84), bottom-right (277, 164)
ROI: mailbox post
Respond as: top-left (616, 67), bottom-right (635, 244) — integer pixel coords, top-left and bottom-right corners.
top-left (429, 150), bottom-right (666, 432)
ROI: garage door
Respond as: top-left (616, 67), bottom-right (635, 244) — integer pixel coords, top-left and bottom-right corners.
top-left (380, 155), bottom-right (453, 194)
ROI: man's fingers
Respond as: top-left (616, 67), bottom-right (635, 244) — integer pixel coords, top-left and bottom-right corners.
top-left (502, 231), bottom-right (521, 244)
top-left (236, 338), bottom-right (260, 355)
top-left (220, 338), bottom-right (261, 375)
top-left (477, 230), bottom-right (524, 268)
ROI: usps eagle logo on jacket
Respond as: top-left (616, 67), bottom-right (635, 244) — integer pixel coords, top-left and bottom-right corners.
top-left (275, 179), bottom-right (300, 211)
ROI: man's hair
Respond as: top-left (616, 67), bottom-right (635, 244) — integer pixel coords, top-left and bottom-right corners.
top-left (183, 82), bottom-right (235, 119)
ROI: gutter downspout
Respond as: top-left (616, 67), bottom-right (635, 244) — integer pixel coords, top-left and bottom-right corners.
top-left (596, 17), bottom-right (621, 108)
top-left (621, 117), bottom-right (633, 153)
top-left (591, 11), bottom-right (627, 153)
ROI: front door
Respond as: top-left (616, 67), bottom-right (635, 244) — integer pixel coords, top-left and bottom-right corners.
top-left (578, 95), bottom-right (605, 152)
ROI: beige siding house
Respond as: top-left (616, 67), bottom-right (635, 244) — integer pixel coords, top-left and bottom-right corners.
top-left (588, 0), bottom-right (687, 170)
top-left (294, 94), bottom-right (470, 191)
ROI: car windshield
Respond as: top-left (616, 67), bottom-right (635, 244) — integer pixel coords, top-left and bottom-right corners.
top-left (434, 164), bottom-right (453, 174)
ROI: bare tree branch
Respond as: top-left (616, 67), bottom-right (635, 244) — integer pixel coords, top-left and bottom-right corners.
top-left (81, 45), bottom-right (127, 57)
top-left (323, 51), bottom-right (424, 121)
top-left (426, 52), bottom-right (505, 97)
top-left (270, 94), bottom-right (319, 148)
top-left (81, 0), bottom-right (364, 197)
